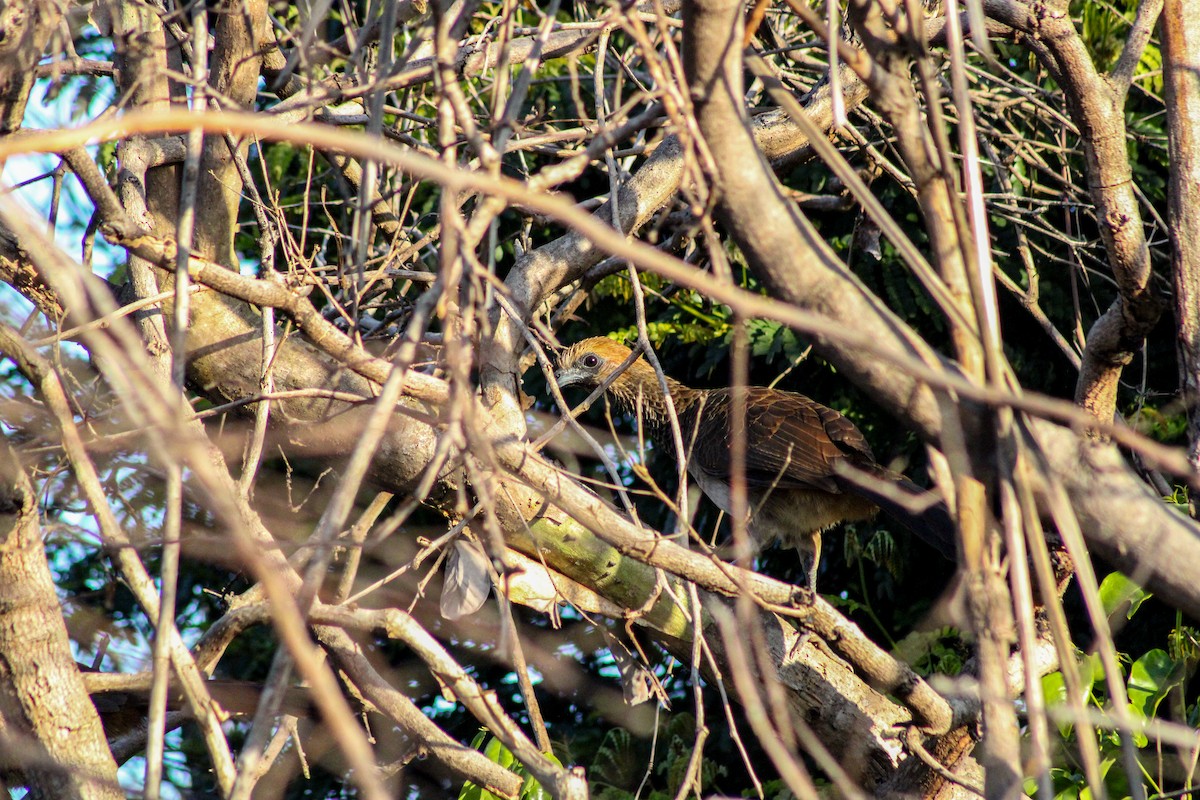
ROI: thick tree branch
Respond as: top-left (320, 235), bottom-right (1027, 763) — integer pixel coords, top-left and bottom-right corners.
top-left (682, 0), bottom-right (952, 440)
top-left (983, 0), bottom-right (1161, 421)
top-left (0, 0), bottom-right (66, 135)
top-left (1162, 0), bottom-right (1200, 500)
top-left (0, 445), bottom-right (123, 800)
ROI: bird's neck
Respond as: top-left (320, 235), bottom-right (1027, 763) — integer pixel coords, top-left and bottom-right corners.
top-left (607, 362), bottom-right (697, 432)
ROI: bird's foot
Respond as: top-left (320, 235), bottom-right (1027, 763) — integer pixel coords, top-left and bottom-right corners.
top-left (788, 584), bottom-right (818, 608)
top-left (786, 629), bottom-right (814, 662)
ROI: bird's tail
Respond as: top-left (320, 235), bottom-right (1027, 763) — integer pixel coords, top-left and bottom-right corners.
top-left (833, 466), bottom-right (957, 559)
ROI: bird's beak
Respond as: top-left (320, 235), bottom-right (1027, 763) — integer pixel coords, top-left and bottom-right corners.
top-left (554, 366), bottom-right (586, 389)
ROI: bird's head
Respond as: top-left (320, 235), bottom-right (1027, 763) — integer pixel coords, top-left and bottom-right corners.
top-left (555, 336), bottom-right (687, 421)
top-left (555, 337), bottom-right (642, 391)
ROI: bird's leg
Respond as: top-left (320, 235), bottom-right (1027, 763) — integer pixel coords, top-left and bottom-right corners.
top-left (805, 531), bottom-right (821, 592)
top-left (786, 626), bottom-right (814, 662)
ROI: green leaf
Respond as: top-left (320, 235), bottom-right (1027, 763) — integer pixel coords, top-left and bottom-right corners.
top-left (590, 728), bottom-right (639, 790)
top-left (520, 772), bottom-right (551, 800)
top-left (1077, 758), bottom-right (1118, 800)
top-left (1042, 670), bottom-right (1067, 708)
top-left (1125, 706), bottom-right (1149, 749)
top-left (1098, 572), bottom-right (1151, 620)
top-left (483, 736), bottom-right (516, 770)
top-left (1042, 669), bottom-right (1081, 739)
top-left (1080, 651), bottom-right (1102, 702)
top-left (460, 733), bottom-right (522, 799)
top-left (458, 782), bottom-right (485, 800)
top-left (1127, 648), bottom-right (1176, 720)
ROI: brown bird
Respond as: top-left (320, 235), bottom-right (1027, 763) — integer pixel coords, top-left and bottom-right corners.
top-left (555, 336), bottom-right (954, 590)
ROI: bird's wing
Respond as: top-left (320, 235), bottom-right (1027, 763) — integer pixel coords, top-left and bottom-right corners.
top-left (683, 388), bottom-right (875, 494)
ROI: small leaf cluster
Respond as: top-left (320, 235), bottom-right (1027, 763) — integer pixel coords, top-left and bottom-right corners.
top-left (458, 730), bottom-right (563, 800)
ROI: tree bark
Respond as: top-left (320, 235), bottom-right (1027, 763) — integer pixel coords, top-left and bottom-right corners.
top-left (0, 446), bottom-right (123, 800)
top-left (0, 0), bottom-right (66, 135)
top-left (1163, 0), bottom-right (1200, 511)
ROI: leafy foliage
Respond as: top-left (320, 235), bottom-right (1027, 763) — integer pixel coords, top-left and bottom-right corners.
top-left (1037, 575), bottom-right (1200, 799)
top-left (458, 731), bottom-right (562, 800)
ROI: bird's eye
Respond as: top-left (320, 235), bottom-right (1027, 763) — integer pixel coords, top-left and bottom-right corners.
top-left (581, 354), bottom-right (600, 369)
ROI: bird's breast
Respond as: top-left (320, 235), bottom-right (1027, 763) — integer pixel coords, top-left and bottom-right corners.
top-left (688, 465), bottom-right (877, 548)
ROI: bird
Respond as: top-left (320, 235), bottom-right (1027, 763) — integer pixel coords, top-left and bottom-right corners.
top-left (554, 336), bottom-right (955, 590)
